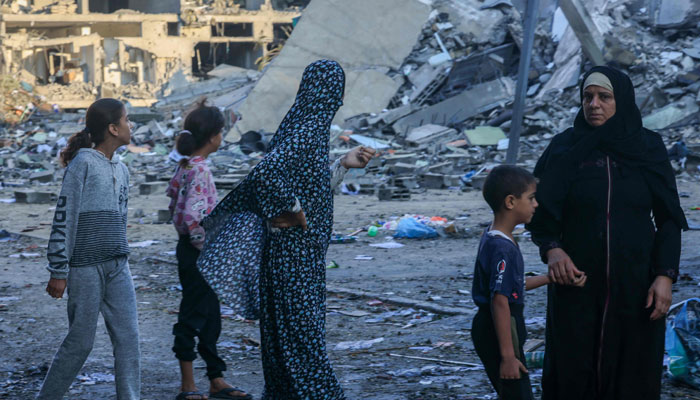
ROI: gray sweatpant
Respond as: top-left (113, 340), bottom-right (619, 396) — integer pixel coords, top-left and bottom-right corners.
top-left (37, 256), bottom-right (140, 400)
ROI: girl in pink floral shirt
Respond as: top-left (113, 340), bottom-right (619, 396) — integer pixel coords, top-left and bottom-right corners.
top-left (167, 155), bottom-right (217, 249)
top-left (166, 101), bottom-right (251, 400)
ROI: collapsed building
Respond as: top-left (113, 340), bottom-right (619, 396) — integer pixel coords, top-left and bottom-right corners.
top-left (0, 0), bottom-right (699, 207)
top-left (0, 0), bottom-right (304, 108)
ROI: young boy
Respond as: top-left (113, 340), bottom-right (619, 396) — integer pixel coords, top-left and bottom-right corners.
top-left (470, 165), bottom-right (585, 400)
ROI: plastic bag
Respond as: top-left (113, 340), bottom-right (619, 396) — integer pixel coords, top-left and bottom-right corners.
top-left (393, 217), bottom-right (438, 239)
top-left (665, 297), bottom-right (700, 388)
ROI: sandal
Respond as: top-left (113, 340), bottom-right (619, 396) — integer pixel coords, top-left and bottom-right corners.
top-left (176, 391), bottom-right (208, 400)
top-left (209, 387), bottom-right (253, 399)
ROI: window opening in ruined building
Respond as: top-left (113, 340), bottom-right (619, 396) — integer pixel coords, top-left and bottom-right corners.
top-left (167, 22), bottom-right (180, 36)
top-left (272, 23), bottom-right (293, 42)
top-left (89, 0), bottom-right (180, 14)
top-left (271, 0), bottom-right (311, 10)
top-left (211, 23), bottom-right (253, 37)
top-left (192, 42), bottom-right (261, 76)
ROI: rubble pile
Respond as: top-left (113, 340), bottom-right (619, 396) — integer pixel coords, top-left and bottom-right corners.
top-left (325, 0), bottom-right (700, 199)
top-left (1, 0), bottom-right (699, 209)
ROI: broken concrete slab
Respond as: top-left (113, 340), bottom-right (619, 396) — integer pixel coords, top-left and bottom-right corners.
top-left (405, 124), bottom-right (457, 145)
top-left (537, 52), bottom-right (582, 99)
top-left (407, 64), bottom-right (450, 105)
top-left (443, 43), bottom-right (516, 97)
top-left (650, 0), bottom-right (700, 29)
top-left (420, 173), bottom-right (446, 189)
top-left (437, 0), bottom-right (507, 45)
top-left (643, 98), bottom-right (700, 130)
top-left (558, 0), bottom-right (605, 65)
top-left (367, 104), bottom-right (417, 126)
top-left (139, 182), bottom-right (168, 196)
top-left (349, 134), bottom-right (391, 150)
top-left (464, 126), bottom-right (507, 146)
top-left (155, 209), bottom-right (171, 224)
top-left (28, 171), bottom-right (54, 183)
top-left (392, 77), bottom-right (515, 135)
top-left (14, 190), bottom-right (53, 204)
top-left (230, 0), bottom-right (431, 138)
top-left (683, 38), bottom-right (700, 60)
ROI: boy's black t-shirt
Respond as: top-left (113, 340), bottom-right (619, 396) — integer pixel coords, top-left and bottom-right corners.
top-left (472, 229), bottom-right (525, 308)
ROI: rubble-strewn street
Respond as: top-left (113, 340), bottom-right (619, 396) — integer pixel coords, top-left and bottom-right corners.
top-left (2, 0), bottom-right (700, 398)
top-left (1, 187), bottom-right (700, 399)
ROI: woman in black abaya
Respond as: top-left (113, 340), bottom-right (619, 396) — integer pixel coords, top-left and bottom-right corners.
top-left (527, 66), bottom-right (688, 400)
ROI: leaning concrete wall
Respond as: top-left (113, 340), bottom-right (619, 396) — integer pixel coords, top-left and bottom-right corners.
top-left (230, 0), bottom-right (431, 139)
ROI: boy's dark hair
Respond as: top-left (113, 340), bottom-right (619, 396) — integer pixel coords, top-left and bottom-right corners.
top-left (482, 165), bottom-right (536, 212)
top-left (176, 98), bottom-right (225, 166)
top-left (60, 98), bottom-right (125, 166)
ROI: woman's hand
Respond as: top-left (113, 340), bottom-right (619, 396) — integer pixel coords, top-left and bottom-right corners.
top-left (546, 248), bottom-right (584, 285)
top-left (270, 210), bottom-right (307, 230)
top-left (646, 276), bottom-right (672, 320)
top-left (341, 146), bottom-right (376, 169)
top-left (46, 278), bottom-right (67, 299)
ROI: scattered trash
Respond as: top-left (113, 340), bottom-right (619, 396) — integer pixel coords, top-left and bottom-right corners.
top-left (394, 217), bottom-right (438, 239)
top-left (666, 298), bottom-right (700, 389)
top-left (388, 353), bottom-right (479, 368)
top-left (330, 235), bottom-right (358, 244)
top-left (334, 337), bottom-right (384, 351)
top-left (326, 261), bottom-right (340, 269)
top-left (524, 351), bottom-right (545, 368)
top-left (9, 253), bottom-right (40, 258)
top-left (337, 310), bottom-right (371, 318)
top-left (0, 230), bottom-right (19, 242)
top-left (354, 255), bottom-right (374, 261)
top-left (369, 241), bottom-right (405, 249)
top-left (129, 240), bottom-right (160, 248)
top-left (77, 372), bottom-right (115, 385)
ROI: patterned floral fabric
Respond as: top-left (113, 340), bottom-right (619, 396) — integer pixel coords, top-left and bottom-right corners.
top-left (166, 156), bottom-right (217, 249)
top-left (197, 159), bottom-right (346, 321)
top-left (199, 60), bottom-right (346, 399)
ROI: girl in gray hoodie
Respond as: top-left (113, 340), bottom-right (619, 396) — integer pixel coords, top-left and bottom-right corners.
top-left (38, 98), bottom-right (140, 400)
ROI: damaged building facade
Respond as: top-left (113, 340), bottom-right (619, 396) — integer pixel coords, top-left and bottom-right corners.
top-left (0, 0), bottom-right (303, 108)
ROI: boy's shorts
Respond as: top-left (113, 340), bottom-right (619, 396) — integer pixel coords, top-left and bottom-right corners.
top-left (471, 304), bottom-right (534, 400)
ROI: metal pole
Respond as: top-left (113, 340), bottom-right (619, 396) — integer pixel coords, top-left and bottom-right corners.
top-left (505, 0), bottom-right (539, 164)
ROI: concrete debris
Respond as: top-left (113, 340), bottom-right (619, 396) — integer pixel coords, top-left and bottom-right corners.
top-left (0, 0), bottom-right (299, 110)
top-left (2, 0), bottom-right (700, 208)
top-left (464, 127), bottom-right (507, 146)
top-left (230, 0), bottom-right (431, 137)
top-left (405, 125), bottom-right (457, 146)
top-left (650, 0), bottom-right (700, 29)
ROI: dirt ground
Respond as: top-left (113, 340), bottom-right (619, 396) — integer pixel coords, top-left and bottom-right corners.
top-left (1, 179), bottom-right (700, 399)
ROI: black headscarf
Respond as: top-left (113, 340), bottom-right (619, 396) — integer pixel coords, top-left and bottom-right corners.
top-left (534, 65), bottom-right (688, 230)
top-left (268, 59), bottom-right (345, 152)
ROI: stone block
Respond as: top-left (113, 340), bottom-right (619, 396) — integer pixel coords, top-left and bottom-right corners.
top-left (29, 171), bottom-right (54, 183)
top-left (14, 190), bottom-right (54, 204)
top-left (139, 182), bottom-right (168, 196)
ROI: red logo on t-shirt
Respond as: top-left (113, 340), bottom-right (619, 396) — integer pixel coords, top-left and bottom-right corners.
top-left (497, 260), bottom-right (506, 273)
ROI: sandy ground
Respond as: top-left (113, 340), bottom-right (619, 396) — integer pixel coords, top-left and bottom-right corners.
top-left (1, 180), bottom-right (699, 399)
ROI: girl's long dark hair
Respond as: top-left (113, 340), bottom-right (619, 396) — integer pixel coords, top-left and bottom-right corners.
top-left (176, 99), bottom-right (225, 166)
top-left (60, 98), bottom-right (125, 166)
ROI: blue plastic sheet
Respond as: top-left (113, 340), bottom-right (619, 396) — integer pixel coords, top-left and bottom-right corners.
top-left (393, 217), bottom-right (438, 239)
top-left (666, 297), bottom-right (700, 388)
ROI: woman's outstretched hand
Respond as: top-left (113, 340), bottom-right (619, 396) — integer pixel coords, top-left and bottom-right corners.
top-left (341, 146), bottom-right (376, 169)
top-left (546, 248), bottom-right (585, 285)
top-left (270, 210), bottom-right (308, 230)
top-left (647, 276), bottom-right (672, 320)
